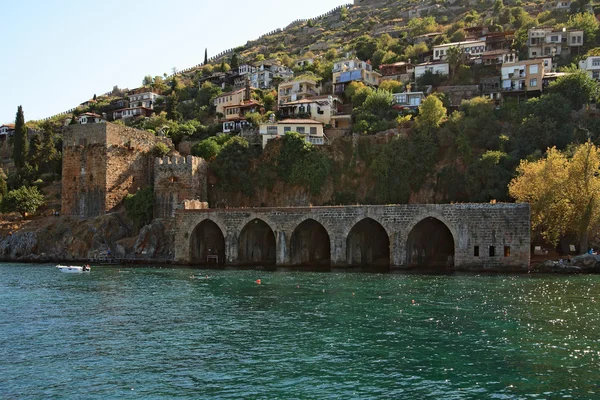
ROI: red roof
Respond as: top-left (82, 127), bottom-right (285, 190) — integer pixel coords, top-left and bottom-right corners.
top-left (1, 124), bottom-right (15, 129)
top-left (79, 112), bottom-right (103, 118)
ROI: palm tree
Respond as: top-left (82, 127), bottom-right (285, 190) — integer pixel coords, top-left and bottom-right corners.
top-left (446, 46), bottom-right (467, 81)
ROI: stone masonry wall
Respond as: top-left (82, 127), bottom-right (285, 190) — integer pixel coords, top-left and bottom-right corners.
top-left (154, 155), bottom-right (208, 218)
top-left (174, 203), bottom-right (531, 271)
top-left (62, 123), bottom-right (172, 217)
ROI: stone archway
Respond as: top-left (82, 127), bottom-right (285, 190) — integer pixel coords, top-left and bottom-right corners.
top-left (346, 218), bottom-right (390, 268)
top-left (290, 219), bottom-right (331, 266)
top-left (190, 219), bottom-right (225, 265)
top-left (406, 217), bottom-right (455, 269)
top-left (238, 218), bottom-right (276, 265)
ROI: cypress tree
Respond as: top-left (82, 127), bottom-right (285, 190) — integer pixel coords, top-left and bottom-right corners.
top-left (13, 105), bottom-right (28, 170)
top-left (231, 53), bottom-right (239, 70)
top-left (204, 48), bottom-right (208, 65)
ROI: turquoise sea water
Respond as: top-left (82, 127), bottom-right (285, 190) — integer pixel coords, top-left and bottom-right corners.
top-left (1, 263), bottom-right (599, 399)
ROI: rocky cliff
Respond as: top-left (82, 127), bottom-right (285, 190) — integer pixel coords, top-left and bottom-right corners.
top-left (0, 213), bottom-right (174, 263)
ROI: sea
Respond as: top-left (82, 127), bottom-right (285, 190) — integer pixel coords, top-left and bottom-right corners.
top-left (1, 263), bottom-right (599, 399)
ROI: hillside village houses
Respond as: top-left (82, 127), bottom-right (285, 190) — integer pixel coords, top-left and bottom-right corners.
top-left (579, 55), bottom-right (600, 80)
top-left (332, 58), bottom-right (382, 94)
top-left (77, 112), bottom-right (106, 124)
top-left (30, 22), bottom-right (599, 152)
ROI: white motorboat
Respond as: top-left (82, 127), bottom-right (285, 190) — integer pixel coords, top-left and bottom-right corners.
top-left (56, 265), bottom-right (91, 273)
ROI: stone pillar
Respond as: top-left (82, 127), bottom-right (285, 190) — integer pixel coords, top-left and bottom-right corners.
top-left (276, 230), bottom-right (289, 266)
top-left (226, 233), bottom-right (238, 265)
top-left (390, 231), bottom-right (405, 269)
top-left (331, 233), bottom-right (347, 267)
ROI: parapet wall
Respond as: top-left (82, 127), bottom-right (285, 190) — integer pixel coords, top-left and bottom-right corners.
top-left (154, 155), bottom-right (208, 218)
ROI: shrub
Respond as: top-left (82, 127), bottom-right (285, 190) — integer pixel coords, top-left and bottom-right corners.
top-left (125, 187), bottom-right (153, 229)
top-left (2, 186), bottom-right (45, 218)
top-left (152, 143), bottom-right (170, 158)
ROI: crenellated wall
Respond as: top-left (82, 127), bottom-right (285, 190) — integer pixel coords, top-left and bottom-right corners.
top-left (61, 123), bottom-right (171, 217)
top-left (153, 155), bottom-right (208, 218)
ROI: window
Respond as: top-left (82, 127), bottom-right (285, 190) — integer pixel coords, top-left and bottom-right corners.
top-left (504, 246), bottom-right (511, 257)
top-left (577, 36), bottom-right (582, 44)
top-left (284, 127), bottom-right (291, 133)
top-left (551, 35), bottom-right (559, 42)
top-left (593, 58), bottom-right (600, 67)
top-left (310, 127), bottom-right (317, 135)
top-left (474, 246), bottom-right (479, 257)
top-left (296, 127), bottom-right (306, 134)
top-left (530, 78), bottom-right (537, 87)
top-left (396, 94), bottom-right (407, 103)
top-left (435, 50), bottom-right (439, 57)
top-left (409, 96), bottom-right (421, 106)
top-left (266, 126), bottom-right (277, 134)
top-left (529, 64), bottom-right (538, 74)
top-left (489, 246), bottom-right (496, 257)
top-left (572, 36), bottom-right (577, 44)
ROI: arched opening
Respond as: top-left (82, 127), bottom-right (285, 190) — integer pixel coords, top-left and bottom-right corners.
top-left (290, 219), bottom-right (331, 266)
top-left (346, 218), bottom-right (390, 268)
top-left (406, 217), bottom-right (455, 269)
top-left (238, 219), bottom-right (276, 265)
top-left (190, 220), bottom-right (225, 265)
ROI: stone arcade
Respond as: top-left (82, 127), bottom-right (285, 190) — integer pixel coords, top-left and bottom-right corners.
top-left (175, 204), bottom-right (531, 270)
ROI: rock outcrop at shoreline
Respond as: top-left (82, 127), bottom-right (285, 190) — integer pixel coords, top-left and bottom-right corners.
top-left (0, 214), bottom-right (174, 263)
top-left (532, 254), bottom-right (600, 273)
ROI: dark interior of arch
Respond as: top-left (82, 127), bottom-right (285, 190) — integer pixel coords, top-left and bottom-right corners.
top-left (346, 218), bottom-right (390, 267)
top-left (238, 219), bottom-right (276, 265)
top-left (406, 217), bottom-right (455, 269)
top-left (190, 220), bottom-right (225, 265)
top-left (290, 219), bottom-right (331, 266)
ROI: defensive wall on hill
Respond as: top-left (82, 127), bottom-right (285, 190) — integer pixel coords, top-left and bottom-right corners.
top-left (174, 203), bottom-right (530, 271)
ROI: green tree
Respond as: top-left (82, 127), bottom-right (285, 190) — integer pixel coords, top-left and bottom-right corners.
top-left (124, 187), bottom-right (153, 229)
top-left (230, 53), bottom-right (239, 70)
top-left (549, 70), bottom-right (599, 110)
top-left (143, 75), bottom-right (153, 87)
top-left (379, 80), bottom-right (403, 93)
top-left (204, 48), bottom-right (208, 64)
top-left (191, 138), bottom-right (221, 160)
top-left (407, 16), bottom-right (438, 37)
top-left (446, 46), bottom-right (467, 80)
top-left (213, 137), bottom-right (254, 195)
top-left (567, 12), bottom-right (599, 46)
top-left (414, 96), bottom-right (447, 133)
top-left (13, 106), bottom-right (28, 170)
top-left (2, 186), bottom-right (44, 218)
top-left (509, 142), bottom-right (600, 250)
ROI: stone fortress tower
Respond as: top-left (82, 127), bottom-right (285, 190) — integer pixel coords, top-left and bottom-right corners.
top-left (154, 155), bottom-right (208, 218)
top-left (61, 123), bottom-right (207, 219)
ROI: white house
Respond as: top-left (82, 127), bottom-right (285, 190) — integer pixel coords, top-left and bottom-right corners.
top-left (251, 61), bottom-right (293, 89)
top-left (77, 113), bottom-right (106, 124)
top-left (259, 119), bottom-right (326, 148)
top-left (433, 40), bottom-right (487, 61)
top-left (278, 95), bottom-right (345, 126)
top-left (414, 62), bottom-right (449, 79)
top-left (128, 91), bottom-right (162, 109)
top-left (0, 124), bottom-right (15, 138)
top-left (579, 56), bottom-right (600, 80)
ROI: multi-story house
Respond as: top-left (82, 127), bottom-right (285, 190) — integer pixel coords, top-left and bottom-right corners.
top-left (77, 113), bottom-right (106, 124)
top-left (379, 61), bottom-right (415, 82)
top-left (278, 95), bottom-right (347, 127)
top-left (112, 107), bottom-right (154, 121)
top-left (251, 60), bottom-right (293, 89)
top-left (332, 58), bottom-right (381, 94)
top-left (392, 91), bottom-right (427, 110)
top-left (578, 56), bottom-right (600, 80)
top-left (480, 75), bottom-right (502, 105)
top-left (433, 40), bottom-right (487, 61)
top-left (414, 61), bottom-right (449, 79)
top-left (213, 88), bottom-right (247, 116)
top-left (527, 27), bottom-right (583, 59)
top-left (128, 90), bottom-right (162, 109)
top-left (278, 78), bottom-right (321, 105)
top-left (294, 57), bottom-right (315, 68)
top-left (482, 49), bottom-right (519, 66)
top-left (222, 100), bottom-right (262, 133)
top-left (259, 119), bottom-right (326, 148)
top-left (0, 124), bottom-right (15, 139)
top-left (501, 59), bottom-right (545, 100)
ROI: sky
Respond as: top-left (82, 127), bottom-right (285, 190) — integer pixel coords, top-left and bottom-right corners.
top-left (0, 0), bottom-right (346, 124)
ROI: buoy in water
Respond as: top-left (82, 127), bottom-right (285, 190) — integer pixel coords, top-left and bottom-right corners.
top-left (256, 279), bottom-right (261, 285)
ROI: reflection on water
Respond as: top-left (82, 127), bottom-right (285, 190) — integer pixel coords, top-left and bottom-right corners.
top-left (0, 263), bottom-right (599, 398)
